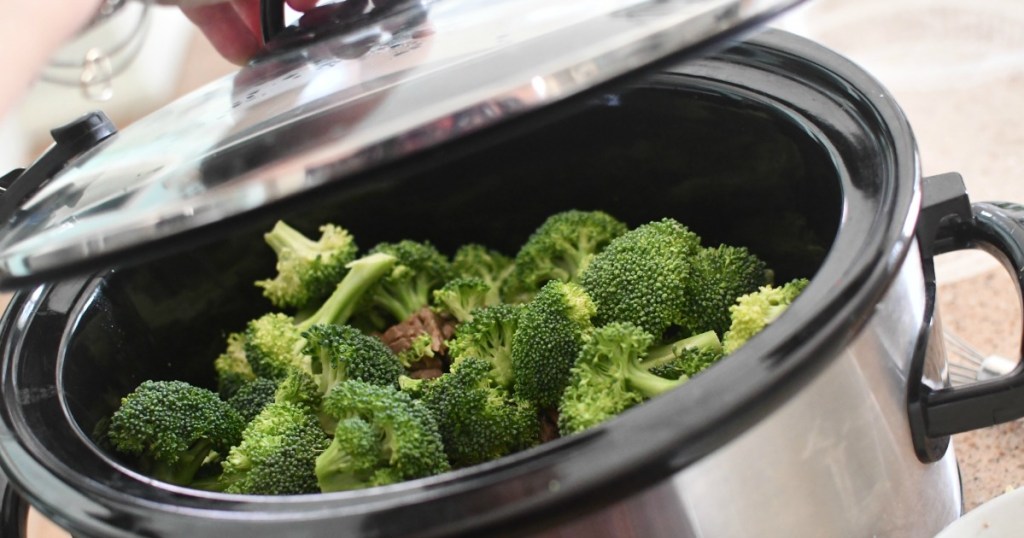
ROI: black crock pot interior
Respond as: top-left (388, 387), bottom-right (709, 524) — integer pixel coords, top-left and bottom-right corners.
top-left (0, 30), bottom-right (919, 538)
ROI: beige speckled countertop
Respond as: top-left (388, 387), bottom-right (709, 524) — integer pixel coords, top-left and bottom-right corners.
top-left (16, 0), bottom-right (1024, 536)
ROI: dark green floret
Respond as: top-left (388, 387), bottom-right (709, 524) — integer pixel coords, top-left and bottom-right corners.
top-left (679, 244), bottom-right (772, 336)
top-left (451, 244), bottom-right (515, 305)
top-left (244, 252), bottom-right (398, 381)
top-left (580, 218), bottom-right (702, 338)
top-left (723, 278), bottom-right (809, 354)
top-left (558, 323), bottom-right (686, 435)
top-left (219, 402), bottom-right (330, 495)
top-left (255, 221), bottom-right (359, 310)
top-left (511, 280), bottom-right (596, 409)
top-left (360, 240), bottom-right (454, 327)
top-left (447, 303), bottom-right (522, 390)
top-left (227, 378), bottom-right (279, 422)
top-left (316, 380), bottom-right (449, 491)
top-left (274, 367), bottom-right (322, 411)
top-left (108, 380), bottom-right (246, 486)
top-left (302, 323), bottom-right (404, 398)
top-left (639, 330), bottom-right (724, 380)
top-left (419, 357), bottom-right (539, 468)
top-left (432, 277), bottom-right (492, 323)
top-left (505, 210), bottom-right (627, 299)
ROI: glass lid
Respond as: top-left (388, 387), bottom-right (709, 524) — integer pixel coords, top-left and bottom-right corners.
top-left (0, 0), bottom-right (801, 286)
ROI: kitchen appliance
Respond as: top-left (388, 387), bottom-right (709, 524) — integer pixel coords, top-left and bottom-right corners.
top-left (1, 0), bottom-right (1023, 536)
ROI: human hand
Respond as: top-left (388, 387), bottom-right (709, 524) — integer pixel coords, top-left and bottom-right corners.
top-left (180, 0), bottom-right (321, 65)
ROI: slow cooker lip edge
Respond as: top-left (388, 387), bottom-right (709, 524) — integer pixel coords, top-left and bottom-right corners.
top-left (0, 28), bottom-right (923, 537)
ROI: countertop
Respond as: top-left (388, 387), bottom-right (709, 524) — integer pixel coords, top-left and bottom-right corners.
top-left (17, 0), bottom-right (1024, 535)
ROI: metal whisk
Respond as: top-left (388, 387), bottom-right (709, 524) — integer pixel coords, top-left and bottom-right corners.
top-left (946, 330), bottom-right (1018, 386)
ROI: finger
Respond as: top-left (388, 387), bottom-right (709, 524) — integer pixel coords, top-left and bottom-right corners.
top-left (230, 0), bottom-right (263, 38)
top-left (181, 3), bottom-right (262, 65)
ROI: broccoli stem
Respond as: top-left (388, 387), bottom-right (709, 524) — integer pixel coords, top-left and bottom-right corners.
top-left (628, 369), bottom-right (686, 399)
top-left (264, 221), bottom-right (321, 259)
top-left (297, 253), bottom-right (397, 332)
top-left (149, 438), bottom-right (214, 486)
top-left (641, 330), bottom-right (722, 371)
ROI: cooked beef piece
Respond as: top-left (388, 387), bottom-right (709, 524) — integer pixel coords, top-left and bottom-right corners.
top-left (379, 306), bottom-right (458, 375)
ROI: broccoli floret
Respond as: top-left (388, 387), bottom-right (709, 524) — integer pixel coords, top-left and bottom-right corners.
top-left (511, 281), bottom-right (596, 408)
top-left (255, 221), bottom-right (359, 310)
top-left (558, 323), bottom-right (685, 435)
top-left (395, 332), bottom-right (436, 370)
top-left (214, 331), bottom-right (255, 398)
top-left (227, 378), bottom-right (279, 422)
top-left (244, 252), bottom-right (398, 381)
top-left (432, 277), bottom-right (491, 323)
top-left (679, 245), bottom-right (772, 336)
top-left (303, 323), bottom-right (404, 398)
top-left (359, 241), bottom-right (454, 327)
top-left (316, 380), bottom-right (449, 491)
top-left (580, 218), bottom-right (702, 338)
top-left (447, 303), bottom-right (522, 390)
top-left (451, 244), bottom-right (515, 305)
top-left (505, 210), bottom-right (627, 299)
top-left (722, 278), bottom-right (809, 354)
top-left (640, 330), bottom-right (724, 380)
top-left (274, 367), bottom-right (322, 411)
top-left (420, 357), bottom-right (539, 468)
top-left (108, 380), bottom-right (246, 486)
top-left (219, 402), bottom-right (330, 495)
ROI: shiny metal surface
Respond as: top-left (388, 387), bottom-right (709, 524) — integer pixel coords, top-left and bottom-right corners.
top-left (527, 245), bottom-right (961, 537)
top-left (0, 0), bottom-right (799, 283)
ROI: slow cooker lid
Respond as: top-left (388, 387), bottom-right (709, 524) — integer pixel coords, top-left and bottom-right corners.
top-left (0, 0), bottom-right (800, 287)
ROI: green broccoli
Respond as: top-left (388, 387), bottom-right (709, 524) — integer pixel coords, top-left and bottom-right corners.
top-left (558, 322), bottom-right (686, 435)
top-left (107, 380), bottom-right (246, 486)
top-left (244, 252), bottom-right (398, 381)
top-left (580, 218), bottom-right (702, 338)
top-left (451, 244), bottom-right (515, 305)
top-left (303, 323), bottom-right (404, 398)
top-left (316, 380), bottom-right (449, 491)
top-left (214, 331), bottom-right (255, 398)
top-left (639, 330), bottom-right (724, 380)
top-left (227, 377), bottom-right (279, 422)
top-left (431, 277), bottom-right (492, 323)
top-left (419, 357), bottom-right (539, 468)
top-left (394, 332), bottom-right (436, 370)
top-left (358, 240), bottom-right (454, 328)
top-left (511, 280), bottom-right (596, 409)
top-left (255, 221), bottom-right (359, 310)
top-left (722, 278), bottom-right (809, 354)
top-left (504, 210), bottom-right (627, 299)
top-left (679, 245), bottom-right (772, 336)
top-left (274, 367), bottom-right (322, 411)
top-left (219, 402), bottom-right (330, 495)
top-left (447, 303), bottom-right (522, 390)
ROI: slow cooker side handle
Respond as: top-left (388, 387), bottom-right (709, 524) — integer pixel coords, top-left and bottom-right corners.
top-left (0, 471), bottom-right (29, 537)
top-left (910, 174), bottom-right (1024, 462)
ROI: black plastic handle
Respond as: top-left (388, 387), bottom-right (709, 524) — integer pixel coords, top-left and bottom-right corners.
top-left (909, 173), bottom-right (1024, 462)
top-left (260, 0), bottom-right (285, 44)
top-left (0, 473), bottom-right (28, 537)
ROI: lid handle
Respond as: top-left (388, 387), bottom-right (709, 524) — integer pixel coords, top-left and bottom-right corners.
top-left (260, 0), bottom-right (285, 44)
top-left (0, 111), bottom-right (117, 226)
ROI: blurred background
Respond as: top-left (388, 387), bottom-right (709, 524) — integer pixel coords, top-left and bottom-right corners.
top-left (7, 0), bottom-right (1024, 534)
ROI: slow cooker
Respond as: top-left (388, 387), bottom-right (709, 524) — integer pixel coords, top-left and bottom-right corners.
top-left (1, 0), bottom-right (1024, 536)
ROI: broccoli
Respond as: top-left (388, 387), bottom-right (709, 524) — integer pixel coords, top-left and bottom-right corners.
top-left (447, 303), bottom-right (522, 391)
top-left (214, 331), bottom-right (255, 398)
top-left (227, 377), bottom-right (279, 422)
top-left (244, 252), bottom-right (398, 381)
top-left (255, 221), bottom-right (359, 310)
top-left (639, 330), bottom-right (724, 380)
top-left (107, 380), bottom-right (246, 486)
top-left (722, 278), bottom-right (809, 354)
top-left (395, 332), bottom-right (436, 370)
top-left (580, 218), bottom-right (702, 338)
top-left (316, 380), bottom-right (449, 491)
top-left (451, 244), bottom-right (515, 305)
top-left (303, 323), bottom-right (404, 397)
top-left (274, 367), bottom-right (322, 411)
top-left (679, 245), bottom-right (772, 336)
top-left (358, 240), bottom-right (454, 328)
top-left (219, 402), bottom-right (330, 495)
top-left (419, 357), bottom-right (539, 467)
top-left (511, 280), bottom-right (596, 409)
top-left (558, 322), bottom-right (686, 435)
top-left (432, 277), bottom-right (492, 323)
top-left (504, 210), bottom-right (627, 299)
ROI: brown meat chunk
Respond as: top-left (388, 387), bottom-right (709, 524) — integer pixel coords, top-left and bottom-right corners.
top-left (378, 306), bottom-right (458, 377)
